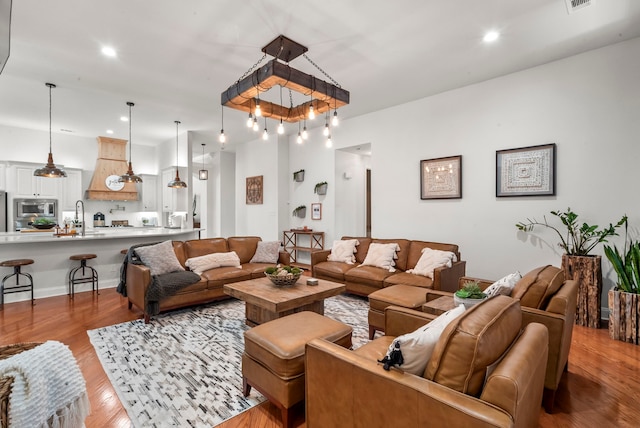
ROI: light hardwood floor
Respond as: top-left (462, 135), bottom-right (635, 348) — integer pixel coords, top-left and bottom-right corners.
top-left (1, 288), bottom-right (638, 427)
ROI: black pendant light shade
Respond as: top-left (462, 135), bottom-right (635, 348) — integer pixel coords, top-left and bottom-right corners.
top-left (168, 120), bottom-right (187, 188)
top-left (119, 101), bottom-right (143, 183)
top-left (198, 143), bottom-right (208, 180)
top-left (34, 83), bottom-right (67, 178)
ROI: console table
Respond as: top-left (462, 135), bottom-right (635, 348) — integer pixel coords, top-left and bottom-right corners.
top-left (283, 230), bottom-right (324, 269)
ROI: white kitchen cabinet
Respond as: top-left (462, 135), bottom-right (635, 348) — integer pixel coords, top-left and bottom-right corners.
top-left (11, 165), bottom-right (60, 199)
top-left (161, 168), bottom-right (188, 212)
top-left (61, 169), bottom-right (83, 211)
top-left (140, 174), bottom-right (158, 211)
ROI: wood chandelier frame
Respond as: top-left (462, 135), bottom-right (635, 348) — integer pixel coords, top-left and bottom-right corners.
top-left (220, 35), bottom-right (350, 123)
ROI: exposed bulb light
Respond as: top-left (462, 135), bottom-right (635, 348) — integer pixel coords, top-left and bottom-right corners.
top-left (302, 126), bottom-right (308, 140)
top-left (246, 113), bottom-right (253, 127)
top-left (332, 110), bottom-right (339, 126)
top-left (255, 98), bottom-right (262, 117)
top-left (101, 46), bottom-right (117, 57)
top-left (120, 116), bottom-right (128, 122)
top-left (297, 132), bottom-right (303, 144)
top-left (219, 129), bottom-right (226, 143)
top-left (323, 123), bottom-right (330, 137)
top-left (483, 30), bottom-right (500, 43)
top-left (252, 117), bottom-right (259, 131)
top-left (308, 104), bottom-right (315, 120)
top-left (277, 120), bottom-right (285, 135)
top-left (199, 143), bottom-right (208, 180)
top-left (262, 128), bottom-right (268, 141)
top-left (326, 135), bottom-right (333, 148)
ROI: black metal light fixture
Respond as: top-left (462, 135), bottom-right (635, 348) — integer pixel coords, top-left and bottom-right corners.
top-left (198, 143), bottom-right (208, 180)
top-left (119, 101), bottom-right (143, 183)
top-left (168, 120), bottom-right (187, 188)
top-left (34, 83), bottom-right (67, 178)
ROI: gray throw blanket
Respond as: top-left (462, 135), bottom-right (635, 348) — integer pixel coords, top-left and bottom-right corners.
top-left (117, 242), bottom-right (201, 316)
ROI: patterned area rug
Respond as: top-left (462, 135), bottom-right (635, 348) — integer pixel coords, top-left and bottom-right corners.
top-left (88, 294), bottom-right (371, 427)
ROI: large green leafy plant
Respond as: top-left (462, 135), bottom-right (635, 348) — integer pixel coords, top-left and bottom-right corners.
top-left (604, 218), bottom-right (640, 294)
top-left (516, 208), bottom-right (626, 256)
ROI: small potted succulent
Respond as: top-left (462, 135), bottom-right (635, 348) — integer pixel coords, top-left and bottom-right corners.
top-left (293, 169), bottom-right (305, 182)
top-left (292, 205), bottom-right (306, 218)
top-left (314, 181), bottom-right (328, 195)
top-left (453, 281), bottom-right (488, 309)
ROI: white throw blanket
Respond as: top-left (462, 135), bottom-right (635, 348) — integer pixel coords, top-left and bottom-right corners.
top-left (0, 340), bottom-right (90, 428)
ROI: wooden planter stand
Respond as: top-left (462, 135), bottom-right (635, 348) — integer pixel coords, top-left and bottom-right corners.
top-left (608, 289), bottom-right (640, 344)
top-left (562, 254), bottom-right (602, 328)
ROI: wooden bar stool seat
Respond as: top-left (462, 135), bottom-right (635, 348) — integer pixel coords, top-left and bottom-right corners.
top-left (68, 254), bottom-right (98, 299)
top-left (1, 259), bottom-right (35, 307)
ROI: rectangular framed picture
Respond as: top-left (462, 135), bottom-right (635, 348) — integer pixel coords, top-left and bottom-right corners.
top-left (496, 143), bottom-right (556, 197)
top-left (420, 155), bottom-right (462, 200)
top-left (246, 175), bottom-right (263, 204)
top-left (311, 203), bottom-right (322, 220)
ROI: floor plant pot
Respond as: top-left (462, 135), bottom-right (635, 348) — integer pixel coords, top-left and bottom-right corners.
top-left (453, 294), bottom-right (487, 310)
top-left (562, 254), bottom-right (602, 328)
top-left (608, 289), bottom-right (640, 344)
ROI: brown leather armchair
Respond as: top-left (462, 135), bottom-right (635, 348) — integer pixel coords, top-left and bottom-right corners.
top-left (425, 265), bottom-right (578, 413)
top-left (306, 296), bottom-right (549, 428)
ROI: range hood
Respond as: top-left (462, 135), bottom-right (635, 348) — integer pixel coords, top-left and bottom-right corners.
top-left (86, 137), bottom-right (139, 201)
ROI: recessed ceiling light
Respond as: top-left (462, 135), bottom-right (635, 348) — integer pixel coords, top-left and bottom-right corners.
top-left (106, 129), bottom-right (114, 134)
top-left (483, 31), bottom-right (500, 43)
top-left (101, 46), bottom-right (117, 57)
top-left (120, 116), bottom-right (128, 122)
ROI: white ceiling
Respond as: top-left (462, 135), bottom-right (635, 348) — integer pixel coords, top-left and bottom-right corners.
top-left (1, 0), bottom-right (639, 150)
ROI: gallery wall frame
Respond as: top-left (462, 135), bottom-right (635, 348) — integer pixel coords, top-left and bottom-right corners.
top-left (420, 155), bottom-right (462, 200)
top-left (246, 175), bottom-right (263, 204)
top-left (311, 203), bottom-right (322, 220)
top-left (496, 143), bottom-right (556, 197)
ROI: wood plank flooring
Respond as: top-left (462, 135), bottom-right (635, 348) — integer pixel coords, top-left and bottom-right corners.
top-left (1, 288), bottom-right (638, 427)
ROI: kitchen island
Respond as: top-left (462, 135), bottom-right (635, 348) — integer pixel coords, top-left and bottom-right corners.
top-left (0, 227), bottom-right (201, 304)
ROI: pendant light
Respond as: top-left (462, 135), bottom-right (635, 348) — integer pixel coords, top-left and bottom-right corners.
top-left (168, 120), bottom-right (187, 188)
top-left (34, 83), bottom-right (67, 178)
top-left (198, 143), bottom-right (208, 180)
top-left (119, 101), bottom-right (143, 183)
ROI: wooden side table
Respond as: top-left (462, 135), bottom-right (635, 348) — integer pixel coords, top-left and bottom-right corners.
top-left (422, 295), bottom-right (456, 316)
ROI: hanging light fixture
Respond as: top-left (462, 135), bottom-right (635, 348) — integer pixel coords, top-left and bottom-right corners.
top-left (34, 83), bottom-right (67, 178)
top-left (119, 101), bottom-right (143, 183)
top-left (198, 143), bottom-right (208, 180)
top-left (296, 121), bottom-right (303, 144)
top-left (219, 105), bottom-right (226, 143)
top-left (262, 117), bottom-right (269, 141)
top-left (168, 120), bottom-right (187, 188)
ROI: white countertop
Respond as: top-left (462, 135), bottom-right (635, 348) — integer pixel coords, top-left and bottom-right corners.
top-left (0, 227), bottom-right (201, 244)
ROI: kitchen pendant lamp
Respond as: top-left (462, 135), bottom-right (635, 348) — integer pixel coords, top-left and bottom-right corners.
top-left (168, 120), bottom-right (187, 188)
top-left (119, 101), bottom-right (143, 183)
top-left (34, 83), bottom-right (67, 178)
top-left (198, 143), bottom-right (208, 180)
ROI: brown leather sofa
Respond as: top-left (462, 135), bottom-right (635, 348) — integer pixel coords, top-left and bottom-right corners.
top-left (126, 236), bottom-right (290, 322)
top-left (424, 265), bottom-right (577, 413)
top-left (305, 296), bottom-right (549, 427)
top-left (311, 237), bottom-right (466, 296)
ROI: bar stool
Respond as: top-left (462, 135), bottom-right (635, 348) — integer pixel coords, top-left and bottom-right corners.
top-left (68, 254), bottom-right (98, 299)
top-left (1, 259), bottom-right (35, 307)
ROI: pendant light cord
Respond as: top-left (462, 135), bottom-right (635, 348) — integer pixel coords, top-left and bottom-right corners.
top-left (48, 83), bottom-right (54, 153)
top-left (128, 102), bottom-right (134, 162)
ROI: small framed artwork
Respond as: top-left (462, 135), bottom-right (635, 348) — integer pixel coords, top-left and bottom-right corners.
top-left (420, 155), bottom-right (462, 200)
top-left (496, 143), bottom-right (556, 197)
top-left (311, 203), bottom-right (322, 220)
top-left (246, 175), bottom-right (263, 204)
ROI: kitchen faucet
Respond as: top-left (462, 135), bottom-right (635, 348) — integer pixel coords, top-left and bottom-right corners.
top-left (75, 200), bottom-right (85, 237)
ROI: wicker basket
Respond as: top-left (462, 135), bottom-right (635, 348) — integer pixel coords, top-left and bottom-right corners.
top-left (1, 343), bottom-right (43, 428)
top-left (265, 272), bottom-right (302, 287)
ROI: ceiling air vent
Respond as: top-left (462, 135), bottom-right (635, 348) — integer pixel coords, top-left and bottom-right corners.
top-left (565, 0), bottom-right (594, 14)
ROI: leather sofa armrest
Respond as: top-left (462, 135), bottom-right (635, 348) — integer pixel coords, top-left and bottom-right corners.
top-left (305, 339), bottom-right (514, 428)
top-left (434, 261), bottom-right (466, 292)
top-left (385, 306), bottom-right (437, 337)
top-left (458, 276), bottom-right (494, 290)
top-left (126, 264), bottom-right (151, 310)
top-left (310, 250), bottom-right (331, 276)
top-left (277, 250), bottom-right (290, 266)
top-left (425, 289), bottom-right (454, 302)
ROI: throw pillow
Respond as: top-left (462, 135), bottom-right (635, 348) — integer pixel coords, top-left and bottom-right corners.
top-left (360, 243), bottom-right (400, 272)
top-left (134, 240), bottom-right (184, 276)
top-left (185, 254), bottom-right (221, 275)
top-left (378, 304), bottom-right (466, 374)
top-left (407, 247), bottom-right (457, 278)
top-left (327, 239), bottom-right (359, 264)
top-left (249, 241), bottom-right (281, 264)
top-left (483, 271), bottom-right (522, 297)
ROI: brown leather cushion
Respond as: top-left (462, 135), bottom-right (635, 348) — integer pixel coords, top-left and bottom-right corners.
top-left (369, 285), bottom-right (428, 312)
top-left (424, 295), bottom-right (522, 397)
top-left (345, 265), bottom-right (396, 289)
top-left (511, 265), bottom-right (564, 309)
top-left (171, 241), bottom-right (187, 267)
top-left (184, 238), bottom-right (229, 259)
top-left (383, 272), bottom-right (434, 288)
top-left (352, 336), bottom-right (394, 361)
top-left (244, 312), bottom-right (352, 378)
top-left (200, 266), bottom-right (251, 286)
top-left (314, 261), bottom-right (357, 282)
top-left (228, 236), bottom-right (261, 264)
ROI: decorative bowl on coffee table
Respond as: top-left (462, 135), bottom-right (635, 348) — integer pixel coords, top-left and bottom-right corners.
top-left (265, 272), bottom-right (302, 287)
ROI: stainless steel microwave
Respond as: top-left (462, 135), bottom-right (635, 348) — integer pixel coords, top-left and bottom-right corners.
top-left (14, 198), bottom-right (58, 218)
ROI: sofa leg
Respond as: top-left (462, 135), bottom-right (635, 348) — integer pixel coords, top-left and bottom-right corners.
top-left (281, 406), bottom-right (292, 428)
top-left (242, 377), bottom-right (251, 397)
top-left (127, 300), bottom-right (132, 310)
top-left (542, 387), bottom-right (556, 413)
top-left (564, 361), bottom-right (569, 372)
top-left (368, 325), bottom-right (377, 340)
top-left (144, 313), bottom-right (150, 324)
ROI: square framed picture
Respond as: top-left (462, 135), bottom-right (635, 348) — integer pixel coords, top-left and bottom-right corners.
top-left (311, 203), bottom-right (322, 220)
top-left (496, 143), bottom-right (556, 197)
top-left (420, 155), bottom-right (462, 200)
top-left (246, 175), bottom-right (263, 204)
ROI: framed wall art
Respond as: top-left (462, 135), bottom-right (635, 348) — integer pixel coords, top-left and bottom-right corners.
top-left (496, 143), bottom-right (556, 197)
top-left (311, 203), bottom-right (322, 220)
top-left (246, 175), bottom-right (263, 204)
top-left (420, 155), bottom-right (462, 200)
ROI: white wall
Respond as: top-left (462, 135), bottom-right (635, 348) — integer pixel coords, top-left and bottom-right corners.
top-left (335, 150), bottom-right (370, 238)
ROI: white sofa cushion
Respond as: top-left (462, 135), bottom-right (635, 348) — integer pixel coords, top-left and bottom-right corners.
top-left (327, 239), bottom-right (359, 264)
top-left (360, 243), bottom-right (400, 272)
top-left (135, 240), bottom-right (185, 276)
top-left (483, 271), bottom-right (522, 297)
top-left (249, 241), bottom-right (281, 264)
top-left (407, 247), bottom-right (457, 278)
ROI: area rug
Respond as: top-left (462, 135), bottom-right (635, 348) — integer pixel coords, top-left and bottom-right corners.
top-left (88, 294), bottom-right (370, 427)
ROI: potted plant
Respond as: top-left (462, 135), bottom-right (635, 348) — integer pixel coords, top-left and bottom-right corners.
top-left (604, 217), bottom-right (640, 343)
top-left (453, 281), bottom-right (488, 309)
top-left (516, 208), bottom-right (626, 328)
top-left (292, 205), bottom-right (306, 218)
top-left (314, 181), bottom-right (328, 195)
top-left (293, 169), bottom-right (305, 182)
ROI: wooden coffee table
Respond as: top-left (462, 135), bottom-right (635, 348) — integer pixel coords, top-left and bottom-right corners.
top-left (223, 277), bottom-right (346, 326)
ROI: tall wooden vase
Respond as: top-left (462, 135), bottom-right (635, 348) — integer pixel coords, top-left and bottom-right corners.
top-left (608, 289), bottom-right (640, 344)
top-left (562, 254), bottom-right (602, 328)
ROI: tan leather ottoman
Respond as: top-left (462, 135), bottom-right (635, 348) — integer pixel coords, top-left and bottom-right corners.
top-left (242, 311), bottom-right (352, 428)
top-left (368, 284), bottom-right (429, 339)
